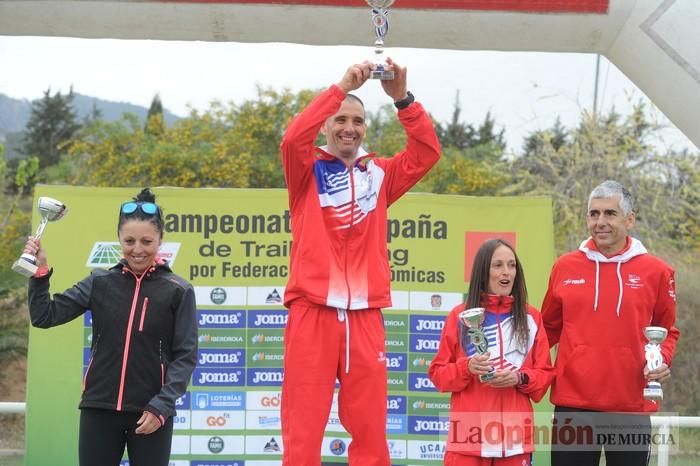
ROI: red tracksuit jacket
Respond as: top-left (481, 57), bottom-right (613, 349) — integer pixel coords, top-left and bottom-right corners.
top-left (281, 84), bottom-right (441, 310)
top-left (541, 236), bottom-right (680, 412)
top-left (429, 295), bottom-right (554, 458)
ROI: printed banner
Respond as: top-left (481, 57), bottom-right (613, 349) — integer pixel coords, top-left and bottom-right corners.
top-left (25, 186), bottom-right (553, 465)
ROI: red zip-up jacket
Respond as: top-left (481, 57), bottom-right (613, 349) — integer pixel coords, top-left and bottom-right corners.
top-left (429, 296), bottom-right (554, 458)
top-left (541, 237), bottom-right (679, 412)
top-left (281, 85), bottom-right (441, 309)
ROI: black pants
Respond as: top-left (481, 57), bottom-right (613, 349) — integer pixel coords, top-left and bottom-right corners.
top-left (551, 406), bottom-right (651, 466)
top-left (79, 408), bottom-right (174, 466)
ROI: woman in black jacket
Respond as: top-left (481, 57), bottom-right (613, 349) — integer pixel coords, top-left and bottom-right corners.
top-left (24, 188), bottom-right (198, 466)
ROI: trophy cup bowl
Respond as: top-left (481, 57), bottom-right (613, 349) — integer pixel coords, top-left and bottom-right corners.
top-left (367, 0), bottom-right (395, 80)
top-left (12, 197), bottom-right (68, 278)
top-left (458, 307), bottom-right (485, 328)
top-left (643, 326), bottom-right (668, 401)
top-left (644, 326), bottom-right (668, 344)
top-left (459, 307), bottom-right (494, 382)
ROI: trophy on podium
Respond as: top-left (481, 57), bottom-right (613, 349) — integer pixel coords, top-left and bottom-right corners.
top-left (643, 326), bottom-right (668, 401)
top-left (12, 197), bottom-right (68, 277)
top-left (366, 0), bottom-right (395, 80)
top-left (459, 307), bottom-right (495, 382)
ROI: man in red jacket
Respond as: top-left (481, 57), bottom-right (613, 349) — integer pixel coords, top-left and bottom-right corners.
top-left (541, 180), bottom-right (680, 466)
top-left (279, 59), bottom-right (441, 466)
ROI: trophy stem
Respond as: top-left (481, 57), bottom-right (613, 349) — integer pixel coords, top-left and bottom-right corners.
top-left (33, 217), bottom-right (49, 240)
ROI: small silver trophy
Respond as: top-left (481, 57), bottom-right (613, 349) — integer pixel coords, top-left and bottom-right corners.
top-left (367, 0), bottom-right (395, 80)
top-left (643, 326), bottom-right (667, 401)
top-left (459, 307), bottom-right (495, 382)
top-left (12, 197), bottom-right (68, 278)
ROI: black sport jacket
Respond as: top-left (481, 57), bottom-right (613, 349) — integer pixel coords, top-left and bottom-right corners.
top-left (28, 260), bottom-right (198, 420)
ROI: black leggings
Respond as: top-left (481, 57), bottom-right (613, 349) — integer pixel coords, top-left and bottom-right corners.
top-left (551, 406), bottom-right (651, 466)
top-left (79, 408), bottom-right (174, 466)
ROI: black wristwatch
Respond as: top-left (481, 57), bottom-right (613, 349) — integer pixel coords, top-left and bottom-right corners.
top-left (394, 91), bottom-right (415, 110)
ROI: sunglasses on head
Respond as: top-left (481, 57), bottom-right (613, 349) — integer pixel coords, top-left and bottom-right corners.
top-left (120, 201), bottom-right (159, 216)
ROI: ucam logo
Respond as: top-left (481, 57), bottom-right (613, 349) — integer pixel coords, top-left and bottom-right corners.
top-left (386, 353), bottom-right (407, 371)
top-left (248, 310), bottom-right (288, 328)
top-left (86, 241), bottom-right (180, 268)
top-left (411, 315), bottom-right (445, 333)
top-left (197, 310), bottom-right (245, 329)
top-left (247, 368), bottom-right (285, 386)
top-left (409, 416), bottom-right (450, 434)
top-left (407, 440), bottom-right (446, 460)
top-left (410, 334), bottom-right (441, 352)
top-left (197, 349), bottom-right (244, 367)
top-left (409, 374), bottom-right (437, 392)
top-left (193, 369), bottom-right (244, 387)
top-left (387, 396), bottom-right (406, 414)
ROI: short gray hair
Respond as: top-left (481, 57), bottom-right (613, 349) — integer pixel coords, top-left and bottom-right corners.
top-left (588, 180), bottom-right (634, 215)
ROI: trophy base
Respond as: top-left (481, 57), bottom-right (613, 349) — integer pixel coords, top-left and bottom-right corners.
top-left (12, 258), bottom-right (38, 278)
top-left (644, 385), bottom-right (663, 401)
top-left (370, 67), bottom-right (394, 80)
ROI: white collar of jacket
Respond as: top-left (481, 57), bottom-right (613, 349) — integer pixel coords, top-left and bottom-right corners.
top-left (317, 145), bottom-right (371, 162)
top-left (577, 236), bottom-right (648, 316)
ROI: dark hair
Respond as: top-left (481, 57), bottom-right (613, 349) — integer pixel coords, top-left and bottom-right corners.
top-left (462, 239), bottom-right (529, 350)
top-left (118, 188), bottom-right (164, 238)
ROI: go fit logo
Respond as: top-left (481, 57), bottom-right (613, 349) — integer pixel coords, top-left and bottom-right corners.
top-left (206, 413), bottom-right (230, 427)
top-left (246, 391), bottom-right (282, 410)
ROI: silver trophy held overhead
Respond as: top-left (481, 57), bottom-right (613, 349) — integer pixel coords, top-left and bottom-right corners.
top-left (367, 0), bottom-right (395, 80)
top-left (459, 307), bottom-right (495, 382)
top-left (12, 197), bottom-right (68, 278)
top-left (643, 326), bottom-right (667, 401)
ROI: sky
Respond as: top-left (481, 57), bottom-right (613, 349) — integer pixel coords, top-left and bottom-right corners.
top-left (0, 35), bottom-right (696, 154)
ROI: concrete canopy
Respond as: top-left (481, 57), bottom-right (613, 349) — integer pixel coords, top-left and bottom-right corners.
top-left (1, 0), bottom-right (699, 147)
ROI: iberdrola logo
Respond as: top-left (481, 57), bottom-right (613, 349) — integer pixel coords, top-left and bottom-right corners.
top-left (413, 357), bottom-right (430, 367)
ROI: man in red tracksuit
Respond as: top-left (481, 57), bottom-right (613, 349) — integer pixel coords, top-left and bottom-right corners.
top-left (279, 59), bottom-right (441, 466)
top-left (541, 180), bottom-right (680, 466)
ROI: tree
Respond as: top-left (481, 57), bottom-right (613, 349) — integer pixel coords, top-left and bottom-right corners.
top-left (418, 93), bottom-right (508, 195)
top-left (68, 87), bottom-right (317, 188)
top-left (505, 103), bottom-right (697, 253)
top-left (21, 88), bottom-right (81, 168)
top-left (144, 93), bottom-right (165, 136)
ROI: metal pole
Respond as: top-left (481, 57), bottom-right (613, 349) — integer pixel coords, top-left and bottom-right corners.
top-left (593, 54), bottom-right (601, 116)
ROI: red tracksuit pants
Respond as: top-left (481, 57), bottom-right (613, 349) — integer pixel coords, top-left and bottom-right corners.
top-left (281, 300), bottom-right (390, 466)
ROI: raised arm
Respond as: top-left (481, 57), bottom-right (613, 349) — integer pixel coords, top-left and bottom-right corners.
top-left (376, 58), bottom-right (441, 204)
top-left (280, 62), bottom-right (373, 205)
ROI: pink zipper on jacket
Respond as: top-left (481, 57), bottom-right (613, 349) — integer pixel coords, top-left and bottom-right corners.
top-left (116, 267), bottom-right (145, 411)
top-left (139, 297), bottom-right (149, 332)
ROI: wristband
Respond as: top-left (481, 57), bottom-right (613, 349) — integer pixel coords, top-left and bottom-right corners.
top-left (34, 265), bottom-right (50, 278)
top-left (519, 371), bottom-right (529, 386)
top-left (393, 91), bottom-right (414, 110)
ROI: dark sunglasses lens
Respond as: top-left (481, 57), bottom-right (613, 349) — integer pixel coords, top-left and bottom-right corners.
top-left (141, 203), bottom-right (158, 215)
top-left (121, 202), bottom-right (138, 214)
